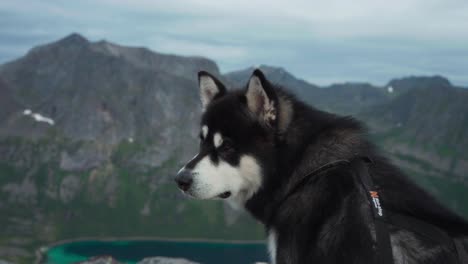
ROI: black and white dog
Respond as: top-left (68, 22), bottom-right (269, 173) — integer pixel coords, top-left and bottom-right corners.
top-left (175, 69), bottom-right (468, 263)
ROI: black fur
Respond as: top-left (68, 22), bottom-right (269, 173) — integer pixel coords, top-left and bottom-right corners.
top-left (191, 70), bottom-right (468, 263)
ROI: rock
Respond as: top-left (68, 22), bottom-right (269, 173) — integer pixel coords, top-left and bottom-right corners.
top-left (137, 257), bottom-right (200, 264)
top-left (73, 256), bottom-right (200, 264)
top-left (77, 256), bottom-right (121, 264)
top-left (59, 174), bottom-right (82, 203)
top-left (140, 200), bottom-right (151, 216)
top-left (60, 149), bottom-right (103, 172)
top-left (2, 178), bottom-right (37, 204)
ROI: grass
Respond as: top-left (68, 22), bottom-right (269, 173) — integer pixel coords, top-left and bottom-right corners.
top-left (435, 144), bottom-right (458, 159)
top-left (370, 134), bottom-right (468, 218)
top-left (404, 168), bottom-right (468, 218)
top-left (392, 152), bottom-right (439, 173)
top-left (0, 162), bottom-right (22, 184)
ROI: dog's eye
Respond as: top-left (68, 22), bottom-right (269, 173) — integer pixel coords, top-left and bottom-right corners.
top-left (220, 138), bottom-right (234, 150)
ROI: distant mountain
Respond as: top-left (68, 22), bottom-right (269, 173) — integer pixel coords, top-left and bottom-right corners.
top-left (225, 65), bottom-right (320, 96)
top-left (361, 82), bottom-right (468, 178)
top-left (385, 75), bottom-right (453, 94)
top-left (0, 34), bottom-right (467, 264)
top-left (225, 65), bottom-right (390, 114)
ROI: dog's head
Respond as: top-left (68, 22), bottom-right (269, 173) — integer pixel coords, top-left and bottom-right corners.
top-left (175, 69), bottom-right (291, 206)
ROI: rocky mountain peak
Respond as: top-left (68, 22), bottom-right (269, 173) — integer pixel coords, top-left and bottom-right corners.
top-left (225, 64), bottom-right (319, 94)
top-left (226, 65), bottom-right (290, 81)
top-left (25, 33), bottom-right (89, 56)
top-left (58, 33), bottom-right (89, 46)
top-left (0, 33), bottom-right (214, 148)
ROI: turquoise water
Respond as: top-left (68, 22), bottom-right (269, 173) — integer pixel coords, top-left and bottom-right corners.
top-left (45, 240), bottom-right (269, 264)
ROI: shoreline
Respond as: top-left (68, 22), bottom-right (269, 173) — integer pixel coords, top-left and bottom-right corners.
top-left (36, 236), bottom-right (266, 264)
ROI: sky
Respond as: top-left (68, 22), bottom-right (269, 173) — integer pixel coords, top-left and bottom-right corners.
top-left (1, 0), bottom-right (467, 86)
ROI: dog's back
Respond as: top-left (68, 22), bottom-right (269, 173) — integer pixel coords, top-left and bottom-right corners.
top-left (267, 152), bottom-right (468, 263)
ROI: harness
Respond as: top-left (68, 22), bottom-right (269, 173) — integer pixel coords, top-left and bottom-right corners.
top-left (271, 157), bottom-right (468, 263)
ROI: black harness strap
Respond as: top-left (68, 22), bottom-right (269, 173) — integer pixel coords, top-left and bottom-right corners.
top-left (266, 159), bottom-right (350, 225)
top-left (352, 158), bottom-right (394, 264)
top-left (353, 157), bottom-right (468, 264)
top-left (281, 159), bottom-right (351, 203)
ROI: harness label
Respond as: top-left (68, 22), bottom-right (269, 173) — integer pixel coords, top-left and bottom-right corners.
top-left (370, 191), bottom-right (383, 217)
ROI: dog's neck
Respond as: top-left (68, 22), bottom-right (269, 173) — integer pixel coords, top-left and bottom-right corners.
top-left (245, 103), bottom-right (368, 225)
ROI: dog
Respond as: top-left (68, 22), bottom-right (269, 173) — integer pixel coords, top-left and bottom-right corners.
top-left (175, 69), bottom-right (468, 263)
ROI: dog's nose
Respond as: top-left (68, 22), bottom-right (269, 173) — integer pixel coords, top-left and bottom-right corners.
top-left (175, 169), bottom-right (193, 191)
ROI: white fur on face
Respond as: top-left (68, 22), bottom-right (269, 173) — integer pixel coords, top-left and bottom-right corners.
top-left (213, 132), bottom-right (223, 148)
top-left (202, 125), bottom-right (208, 139)
top-left (188, 154), bottom-right (262, 203)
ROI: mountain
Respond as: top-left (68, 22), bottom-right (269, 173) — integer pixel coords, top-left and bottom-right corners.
top-left (361, 82), bottom-right (468, 178)
top-left (0, 34), bottom-right (467, 264)
top-left (0, 34), bottom-right (263, 264)
top-left (0, 33), bottom-right (217, 143)
top-left (225, 65), bottom-right (320, 96)
top-left (225, 65), bottom-right (390, 114)
top-left (0, 33), bottom-right (227, 169)
top-left (385, 75), bottom-right (453, 95)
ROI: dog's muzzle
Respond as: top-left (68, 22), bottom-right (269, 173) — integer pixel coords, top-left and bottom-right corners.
top-left (175, 169), bottom-right (193, 192)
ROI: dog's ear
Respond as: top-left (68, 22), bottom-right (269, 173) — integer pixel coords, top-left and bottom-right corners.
top-left (198, 71), bottom-right (227, 110)
top-left (245, 69), bottom-right (278, 127)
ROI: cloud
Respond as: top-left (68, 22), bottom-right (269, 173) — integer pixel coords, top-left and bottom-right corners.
top-left (150, 35), bottom-right (248, 62)
top-left (94, 0), bottom-right (468, 41)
